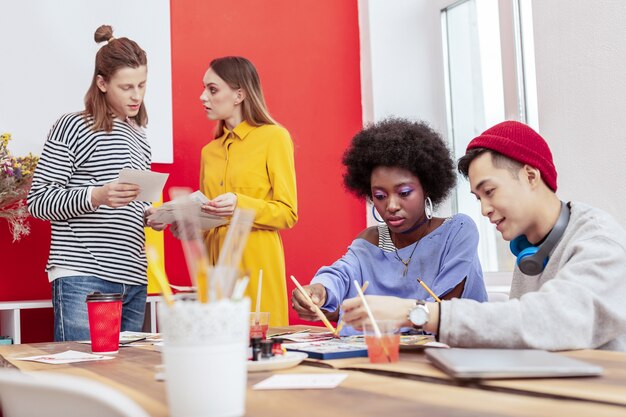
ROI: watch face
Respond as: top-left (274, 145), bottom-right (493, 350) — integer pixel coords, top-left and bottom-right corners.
top-left (409, 306), bottom-right (428, 326)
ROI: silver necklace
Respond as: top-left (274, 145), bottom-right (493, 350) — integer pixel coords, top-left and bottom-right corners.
top-left (389, 217), bottom-right (428, 277)
top-left (394, 239), bottom-right (419, 278)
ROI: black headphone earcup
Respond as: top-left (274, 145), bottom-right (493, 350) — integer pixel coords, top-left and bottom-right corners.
top-left (517, 247), bottom-right (548, 275)
top-left (512, 201), bottom-right (570, 276)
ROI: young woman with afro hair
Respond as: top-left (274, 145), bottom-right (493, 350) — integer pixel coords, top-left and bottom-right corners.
top-left (291, 118), bottom-right (487, 335)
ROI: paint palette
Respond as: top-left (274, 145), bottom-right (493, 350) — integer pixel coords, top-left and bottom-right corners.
top-left (247, 351), bottom-right (308, 372)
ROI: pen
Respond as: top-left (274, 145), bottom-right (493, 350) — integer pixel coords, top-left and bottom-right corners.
top-left (119, 337), bottom-right (147, 346)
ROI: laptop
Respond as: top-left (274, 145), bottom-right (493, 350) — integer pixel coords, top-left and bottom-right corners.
top-left (425, 348), bottom-right (603, 380)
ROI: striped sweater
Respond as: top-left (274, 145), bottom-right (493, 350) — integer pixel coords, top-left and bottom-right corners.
top-left (27, 112), bottom-right (151, 285)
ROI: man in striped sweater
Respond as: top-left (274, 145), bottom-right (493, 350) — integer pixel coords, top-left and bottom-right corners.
top-left (27, 25), bottom-right (166, 341)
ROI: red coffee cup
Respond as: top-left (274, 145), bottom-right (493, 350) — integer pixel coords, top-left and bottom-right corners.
top-left (86, 292), bottom-right (123, 354)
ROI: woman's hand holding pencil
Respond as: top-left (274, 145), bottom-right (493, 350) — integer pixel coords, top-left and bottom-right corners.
top-left (290, 276), bottom-right (336, 334)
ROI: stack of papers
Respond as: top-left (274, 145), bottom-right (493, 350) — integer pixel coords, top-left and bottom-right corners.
top-left (147, 190), bottom-right (228, 230)
top-left (285, 339), bottom-right (369, 360)
top-left (279, 332), bottom-right (336, 342)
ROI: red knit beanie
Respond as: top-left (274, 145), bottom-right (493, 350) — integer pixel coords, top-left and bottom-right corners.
top-left (466, 121), bottom-right (557, 191)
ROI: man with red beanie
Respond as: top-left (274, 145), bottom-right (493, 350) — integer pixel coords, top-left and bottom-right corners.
top-left (340, 121), bottom-right (626, 351)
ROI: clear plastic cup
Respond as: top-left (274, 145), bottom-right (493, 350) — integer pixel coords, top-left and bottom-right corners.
top-left (249, 312), bottom-right (270, 339)
top-left (363, 320), bottom-right (401, 363)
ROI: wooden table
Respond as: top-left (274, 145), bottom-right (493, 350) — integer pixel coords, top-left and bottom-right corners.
top-left (1, 337), bottom-right (626, 416)
top-left (306, 345), bottom-right (626, 407)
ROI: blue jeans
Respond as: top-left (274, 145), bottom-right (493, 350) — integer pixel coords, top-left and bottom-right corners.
top-left (52, 276), bottom-right (147, 342)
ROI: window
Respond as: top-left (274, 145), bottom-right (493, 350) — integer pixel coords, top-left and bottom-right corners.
top-left (441, 0), bottom-right (536, 273)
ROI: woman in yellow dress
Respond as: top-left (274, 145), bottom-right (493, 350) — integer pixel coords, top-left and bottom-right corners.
top-left (198, 56), bottom-right (297, 326)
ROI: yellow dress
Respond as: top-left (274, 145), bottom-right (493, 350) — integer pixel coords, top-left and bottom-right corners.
top-left (200, 121), bottom-right (298, 326)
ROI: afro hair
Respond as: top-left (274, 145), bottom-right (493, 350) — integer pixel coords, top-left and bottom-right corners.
top-left (342, 117), bottom-right (456, 206)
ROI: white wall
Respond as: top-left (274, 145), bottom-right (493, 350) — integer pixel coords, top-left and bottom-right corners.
top-left (359, 0), bottom-right (449, 130)
top-left (358, 0), bottom-right (453, 222)
top-left (0, 0), bottom-right (173, 163)
top-left (531, 0), bottom-right (626, 226)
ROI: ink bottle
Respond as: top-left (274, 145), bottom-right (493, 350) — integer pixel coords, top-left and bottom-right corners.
top-left (260, 340), bottom-right (274, 359)
top-left (270, 337), bottom-right (285, 356)
top-left (251, 337), bottom-right (263, 361)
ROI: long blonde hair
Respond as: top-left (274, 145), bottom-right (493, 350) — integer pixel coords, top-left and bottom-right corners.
top-left (84, 25), bottom-right (148, 132)
top-left (209, 56), bottom-right (276, 138)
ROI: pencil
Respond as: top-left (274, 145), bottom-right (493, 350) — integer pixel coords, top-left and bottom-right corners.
top-left (334, 281), bottom-right (369, 337)
top-left (290, 275), bottom-right (336, 334)
top-left (255, 269), bottom-right (263, 323)
top-left (146, 246), bottom-right (175, 307)
top-left (417, 277), bottom-right (441, 302)
top-left (196, 265), bottom-right (208, 304)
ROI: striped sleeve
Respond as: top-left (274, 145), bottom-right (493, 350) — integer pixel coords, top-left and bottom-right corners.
top-left (27, 115), bottom-right (94, 220)
top-left (26, 113), bottom-right (152, 285)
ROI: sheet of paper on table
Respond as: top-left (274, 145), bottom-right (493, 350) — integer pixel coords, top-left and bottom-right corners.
top-left (399, 334), bottom-right (449, 349)
top-left (253, 373), bottom-right (348, 390)
top-left (119, 331), bottom-right (162, 345)
top-left (279, 331), bottom-right (336, 342)
top-left (118, 168), bottom-right (169, 202)
top-left (13, 350), bottom-right (115, 364)
top-left (76, 331), bottom-right (162, 347)
top-left (119, 331), bottom-right (161, 342)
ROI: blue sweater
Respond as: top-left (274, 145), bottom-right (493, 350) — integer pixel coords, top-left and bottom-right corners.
top-left (312, 213), bottom-right (487, 335)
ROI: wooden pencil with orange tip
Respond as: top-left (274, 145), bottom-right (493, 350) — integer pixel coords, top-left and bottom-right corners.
top-left (417, 277), bottom-right (441, 302)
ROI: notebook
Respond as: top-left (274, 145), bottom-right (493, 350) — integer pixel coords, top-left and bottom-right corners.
top-left (425, 348), bottom-right (603, 380)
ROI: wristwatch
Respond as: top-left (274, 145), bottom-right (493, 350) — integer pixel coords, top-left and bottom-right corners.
top-left (408, 300), bottom-right (430, 329)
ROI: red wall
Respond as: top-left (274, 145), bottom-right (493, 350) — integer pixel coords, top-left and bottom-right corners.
top-left (1, 0), bottom-right (364, 340)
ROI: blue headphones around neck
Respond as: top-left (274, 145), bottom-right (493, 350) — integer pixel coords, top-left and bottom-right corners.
top-left (509, 201), bottom-right (570, 276)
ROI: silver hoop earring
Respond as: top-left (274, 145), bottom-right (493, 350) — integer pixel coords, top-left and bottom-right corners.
top-left (371, 205), bottom-right (385, 223)
top-left (424, 197), bottom-right (433, 220)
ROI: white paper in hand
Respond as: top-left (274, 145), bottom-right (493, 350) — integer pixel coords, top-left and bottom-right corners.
top-left (147, 190), bottom-right (227, 230)
top-left (118, 168), bottom-right (169, 202)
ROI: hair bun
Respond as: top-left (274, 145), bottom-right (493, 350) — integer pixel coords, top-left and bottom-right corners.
top-left (94, 25), bottom-right (114, 44)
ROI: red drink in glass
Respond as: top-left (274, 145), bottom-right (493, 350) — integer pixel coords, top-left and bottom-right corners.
top-left (249, 312), bottom-right (270, 339)
top-left (365, 334), bottom-right (400, 363)
top-left (249, 323), bottom-right (269, 339)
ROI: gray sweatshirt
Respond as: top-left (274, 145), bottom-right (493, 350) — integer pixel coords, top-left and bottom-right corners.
top-left (439, 202), bottom-right (626, 351)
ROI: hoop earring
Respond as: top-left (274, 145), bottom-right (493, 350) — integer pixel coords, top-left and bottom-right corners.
top-left (371, 205), bottom-right (385, 223)
top-left (424, 197), bottom-right (433, 220)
